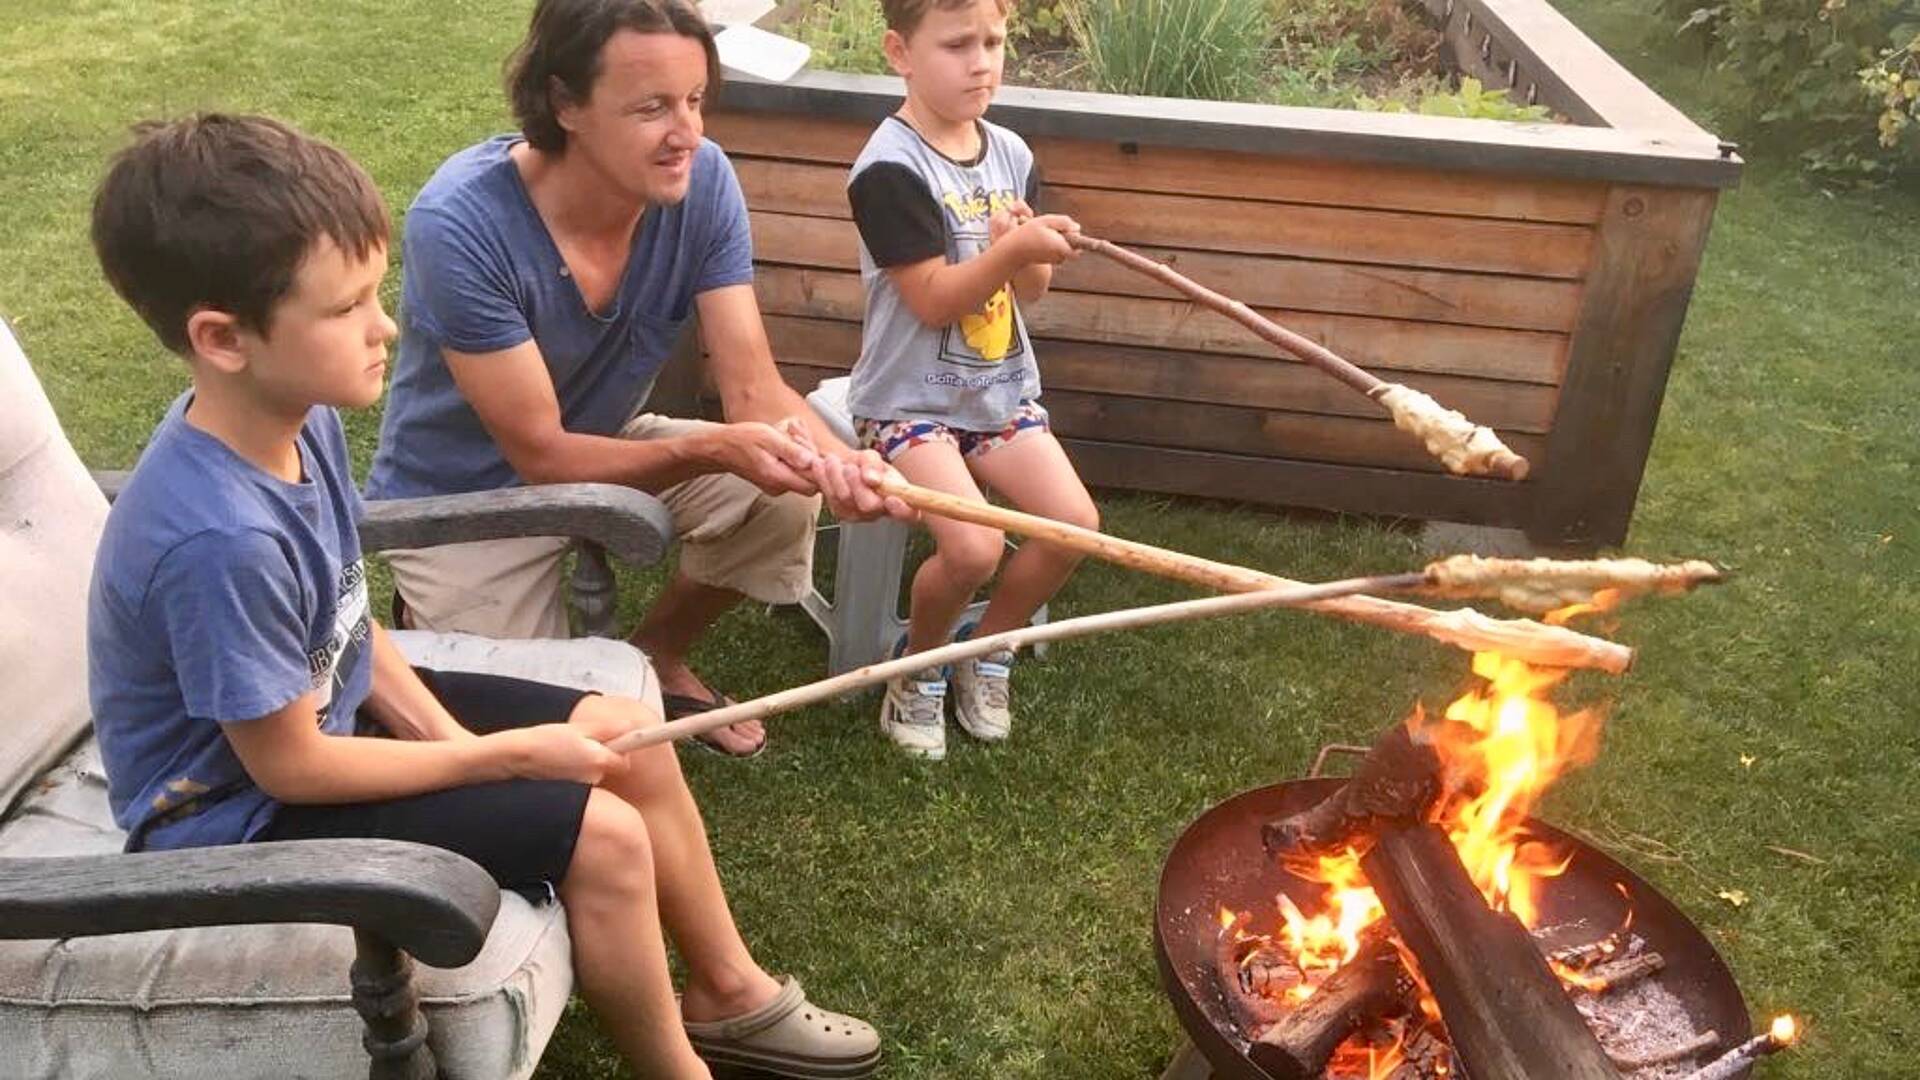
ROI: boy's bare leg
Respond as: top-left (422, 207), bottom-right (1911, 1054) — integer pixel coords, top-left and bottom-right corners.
top-left (892, 440), bottom-right (1005, 654)
top-left (559, 787), bottom-right (714, 1078)
top-left (964, 432), bottom-right (1098, 637)
top-left (628, 571), bottom-right (766, 754)
top-left (569, 696), bottom-right (782, 1020)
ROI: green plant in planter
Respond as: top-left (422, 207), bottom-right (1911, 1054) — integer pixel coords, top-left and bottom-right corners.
top-left (787, 0), bottom-right (891, 75)
top-left (1355, 76), bottom-right (1553, 121)
top-left (1067, 0), bottom-right (1272, 99)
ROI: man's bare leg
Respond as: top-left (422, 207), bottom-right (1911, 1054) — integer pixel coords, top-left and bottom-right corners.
top-left (628, 570), bottom-right (766, 754)
top-left (560, 788), bottom-right (713, 1078)
top-left (570, 695), bottom-right (782, 1021)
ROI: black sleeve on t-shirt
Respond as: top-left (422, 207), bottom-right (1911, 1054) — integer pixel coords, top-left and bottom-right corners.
top-left (848, 162), bottom-right (947, 268)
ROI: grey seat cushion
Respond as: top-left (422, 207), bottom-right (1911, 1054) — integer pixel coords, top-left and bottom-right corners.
top-left (0, 319), bottom-right (106, 819)
top-left (0, 633), bottom-right (657, 1080)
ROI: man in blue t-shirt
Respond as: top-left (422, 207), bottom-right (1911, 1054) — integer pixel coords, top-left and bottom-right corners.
top-left (366, 0), bottom-right (904, 757)
top-left (88, 110), bottom-right (880, 1079)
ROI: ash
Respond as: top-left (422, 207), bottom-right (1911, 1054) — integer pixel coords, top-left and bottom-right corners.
top-left (1577, 973), bottom-right (1718, 1077)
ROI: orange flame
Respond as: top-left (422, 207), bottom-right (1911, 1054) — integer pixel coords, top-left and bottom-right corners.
top-left (1244, 644), bottom-right (1618, 1073)
top-left (1771, 1015), bottom-right (1798, 1044)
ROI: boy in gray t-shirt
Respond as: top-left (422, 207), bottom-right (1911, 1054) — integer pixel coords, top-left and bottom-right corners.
top-left (847, 0), bottom-right (1101, 760)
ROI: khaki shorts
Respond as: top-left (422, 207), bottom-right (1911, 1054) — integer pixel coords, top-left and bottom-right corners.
top-left (384, 413), bottom-right (820, 640)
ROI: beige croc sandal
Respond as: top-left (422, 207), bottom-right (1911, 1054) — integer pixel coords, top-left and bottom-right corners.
top-left (683, 976), bottom-right (881, 1079)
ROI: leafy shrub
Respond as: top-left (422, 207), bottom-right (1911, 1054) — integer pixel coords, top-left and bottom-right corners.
top-left (1664, 0), bottom-right (1920, 176)
top-left (1860, 28), bottom-right (1920, 149)
top-left (1355, 75), bottom-right (1554, 120)
top-left (1067, 0), bottom-right (1272, 99)
top-left (786, 1), bottom-right (891, 75)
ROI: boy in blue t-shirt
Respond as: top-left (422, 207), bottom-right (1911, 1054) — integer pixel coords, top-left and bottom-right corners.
top-left (88, 112), bottom-right (877, 1079)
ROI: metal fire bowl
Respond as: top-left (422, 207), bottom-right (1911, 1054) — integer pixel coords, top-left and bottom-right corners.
top-left (1155, 779), bottom-right (1753, 1080)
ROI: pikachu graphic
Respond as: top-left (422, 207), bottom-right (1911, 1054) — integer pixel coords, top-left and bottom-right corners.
top-left (959, 286), bottom-right (1015, 362)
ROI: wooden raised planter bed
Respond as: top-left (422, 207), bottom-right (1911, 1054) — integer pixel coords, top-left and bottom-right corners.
top-left (671, 0), bottom-right (1740, 548)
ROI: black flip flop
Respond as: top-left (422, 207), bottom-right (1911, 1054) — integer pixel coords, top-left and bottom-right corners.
top-left (663, 690), bottom-right (767, 759)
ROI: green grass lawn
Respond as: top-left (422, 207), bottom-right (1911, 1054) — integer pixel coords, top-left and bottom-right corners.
top-left (4, 1), bottom-right (1916, 1077)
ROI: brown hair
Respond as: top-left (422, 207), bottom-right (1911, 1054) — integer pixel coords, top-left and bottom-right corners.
top-left (90, 114), bottom-right (389, 356)
top-left (881, 0), bottom-right (1012, 37)
top-left (506, 0), bottom-right (721, 153)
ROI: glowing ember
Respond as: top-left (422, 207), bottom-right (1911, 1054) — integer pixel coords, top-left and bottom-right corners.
top-left (1770, 1015), bottom-right (1797, 1044)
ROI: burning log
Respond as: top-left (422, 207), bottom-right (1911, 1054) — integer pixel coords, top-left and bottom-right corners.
top-left (1578, 951), bottom-right (1667, 994)
top-left (1610, 1030), bottom-right (1722, 1071)
top-left (1360, 823), bottom-right (1623, 1080)
top-left (1247, 933), bottom-right (1417, 1080)
top-left (1262, 724), bottom-right (1442, 859)
top-left (1682, 1018), bottom-right (1796, 1080)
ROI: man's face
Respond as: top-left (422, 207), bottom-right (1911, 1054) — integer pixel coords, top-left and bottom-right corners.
top-left (891, 1), bottom-right (1007, 124)
top-left (243, 239), bottom-right (396, 412)
top-left (558, 29), bottom-right (709, 205)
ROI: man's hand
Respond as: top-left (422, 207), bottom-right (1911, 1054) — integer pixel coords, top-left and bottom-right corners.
top-left (498, 724), bottom-right (628, 784)
top-left (782, 418), bottom-right (915, 523)
top-left (697, 421), bottom-right (821, 497)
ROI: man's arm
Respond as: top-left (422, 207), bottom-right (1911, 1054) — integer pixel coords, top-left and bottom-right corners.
top-left (697, 283), bottom-right (908, 520)
top-left (360, 620), bottom-right (471, 742)
top-left (442, 339), bottom-right (817, 497)
top-left (223, 688), bottom-right (624, 806)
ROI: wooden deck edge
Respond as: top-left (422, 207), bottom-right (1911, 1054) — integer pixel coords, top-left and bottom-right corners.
top-left (719, 72), bottom-right (1741, 189)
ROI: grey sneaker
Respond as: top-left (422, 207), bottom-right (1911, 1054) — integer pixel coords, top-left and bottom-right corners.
top-left (880, 666), bottom-right (947, 759)
top-left (952, 648), bottom-right (1014, 742)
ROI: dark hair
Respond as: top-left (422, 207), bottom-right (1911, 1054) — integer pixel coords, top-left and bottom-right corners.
top-left (90, 114), bottom-right (389, 356)
top-left (506, 0), bottom-right (721, 153)
top-left (881, 0), bottom-right (1012, 36)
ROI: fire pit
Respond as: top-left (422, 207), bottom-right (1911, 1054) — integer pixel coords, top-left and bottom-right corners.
top-left (1149, 638), bottom-right (1790, 1080)
top-left (1155, 777), bottom-right (1755, 1079)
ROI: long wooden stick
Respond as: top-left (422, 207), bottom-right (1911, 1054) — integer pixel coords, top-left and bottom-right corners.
top-left (607, 573), bottom-right (1427, 753)
top-left (877, 474), bottom-right (1633, 673)
top-left (1069, 234), bottom-right (1530, 481)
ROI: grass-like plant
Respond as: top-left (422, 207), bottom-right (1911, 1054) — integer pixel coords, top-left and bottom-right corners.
top-left (785, 0), bottom-right (891, 76)
top-left (1067, 0), bottom-right (1272, 99)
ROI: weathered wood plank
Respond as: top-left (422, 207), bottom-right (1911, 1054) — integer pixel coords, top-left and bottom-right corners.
top-left (728, 158), bottom-right (1593, 278)
top-left (763, 314), bottom-right (1560, 433)
top-left (1037, 387), bottom-right (1548, 475)
top-left (1049, 244), bottom-right (1584, 335)
top-left (751, 262), bottom-right (1570, 385)
top-left (1046, 187), bottom-right (1593, 278)
top-left (715, 73), bottom-right (1740, 188)
top-left (713, 114), bottom-right (1610, 224)
top-left (772, 357), bottom-right (1546, 474)
top-left (1529, 186), bottom-right (1719, 547)
top-left (1060, 438), bottom-right (1533, 526)
top-left (732, 160), bottom-right (1586, 332)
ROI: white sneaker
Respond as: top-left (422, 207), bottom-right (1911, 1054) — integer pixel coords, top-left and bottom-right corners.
top-left (879, 666), bottom-right (947, 760)
top-left (952, 648), bottom-right (1014, 742)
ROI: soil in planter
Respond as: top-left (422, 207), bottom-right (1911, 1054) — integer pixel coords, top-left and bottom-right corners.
top-left (768, 0), bottom-right (1554, 121)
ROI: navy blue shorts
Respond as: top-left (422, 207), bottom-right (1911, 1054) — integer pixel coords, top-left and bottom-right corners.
top-left (261, 668), bottom-right (594, 903)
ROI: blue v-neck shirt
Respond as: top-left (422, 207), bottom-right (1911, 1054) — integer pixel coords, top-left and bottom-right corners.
top-left (365, 135), bottom-right (755, 500)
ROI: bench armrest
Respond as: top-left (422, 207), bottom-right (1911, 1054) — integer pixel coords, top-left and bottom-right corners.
top-left (92, 471), bottom-right (673, 568)
top-left (0, 838), bottom-right (500, 967)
